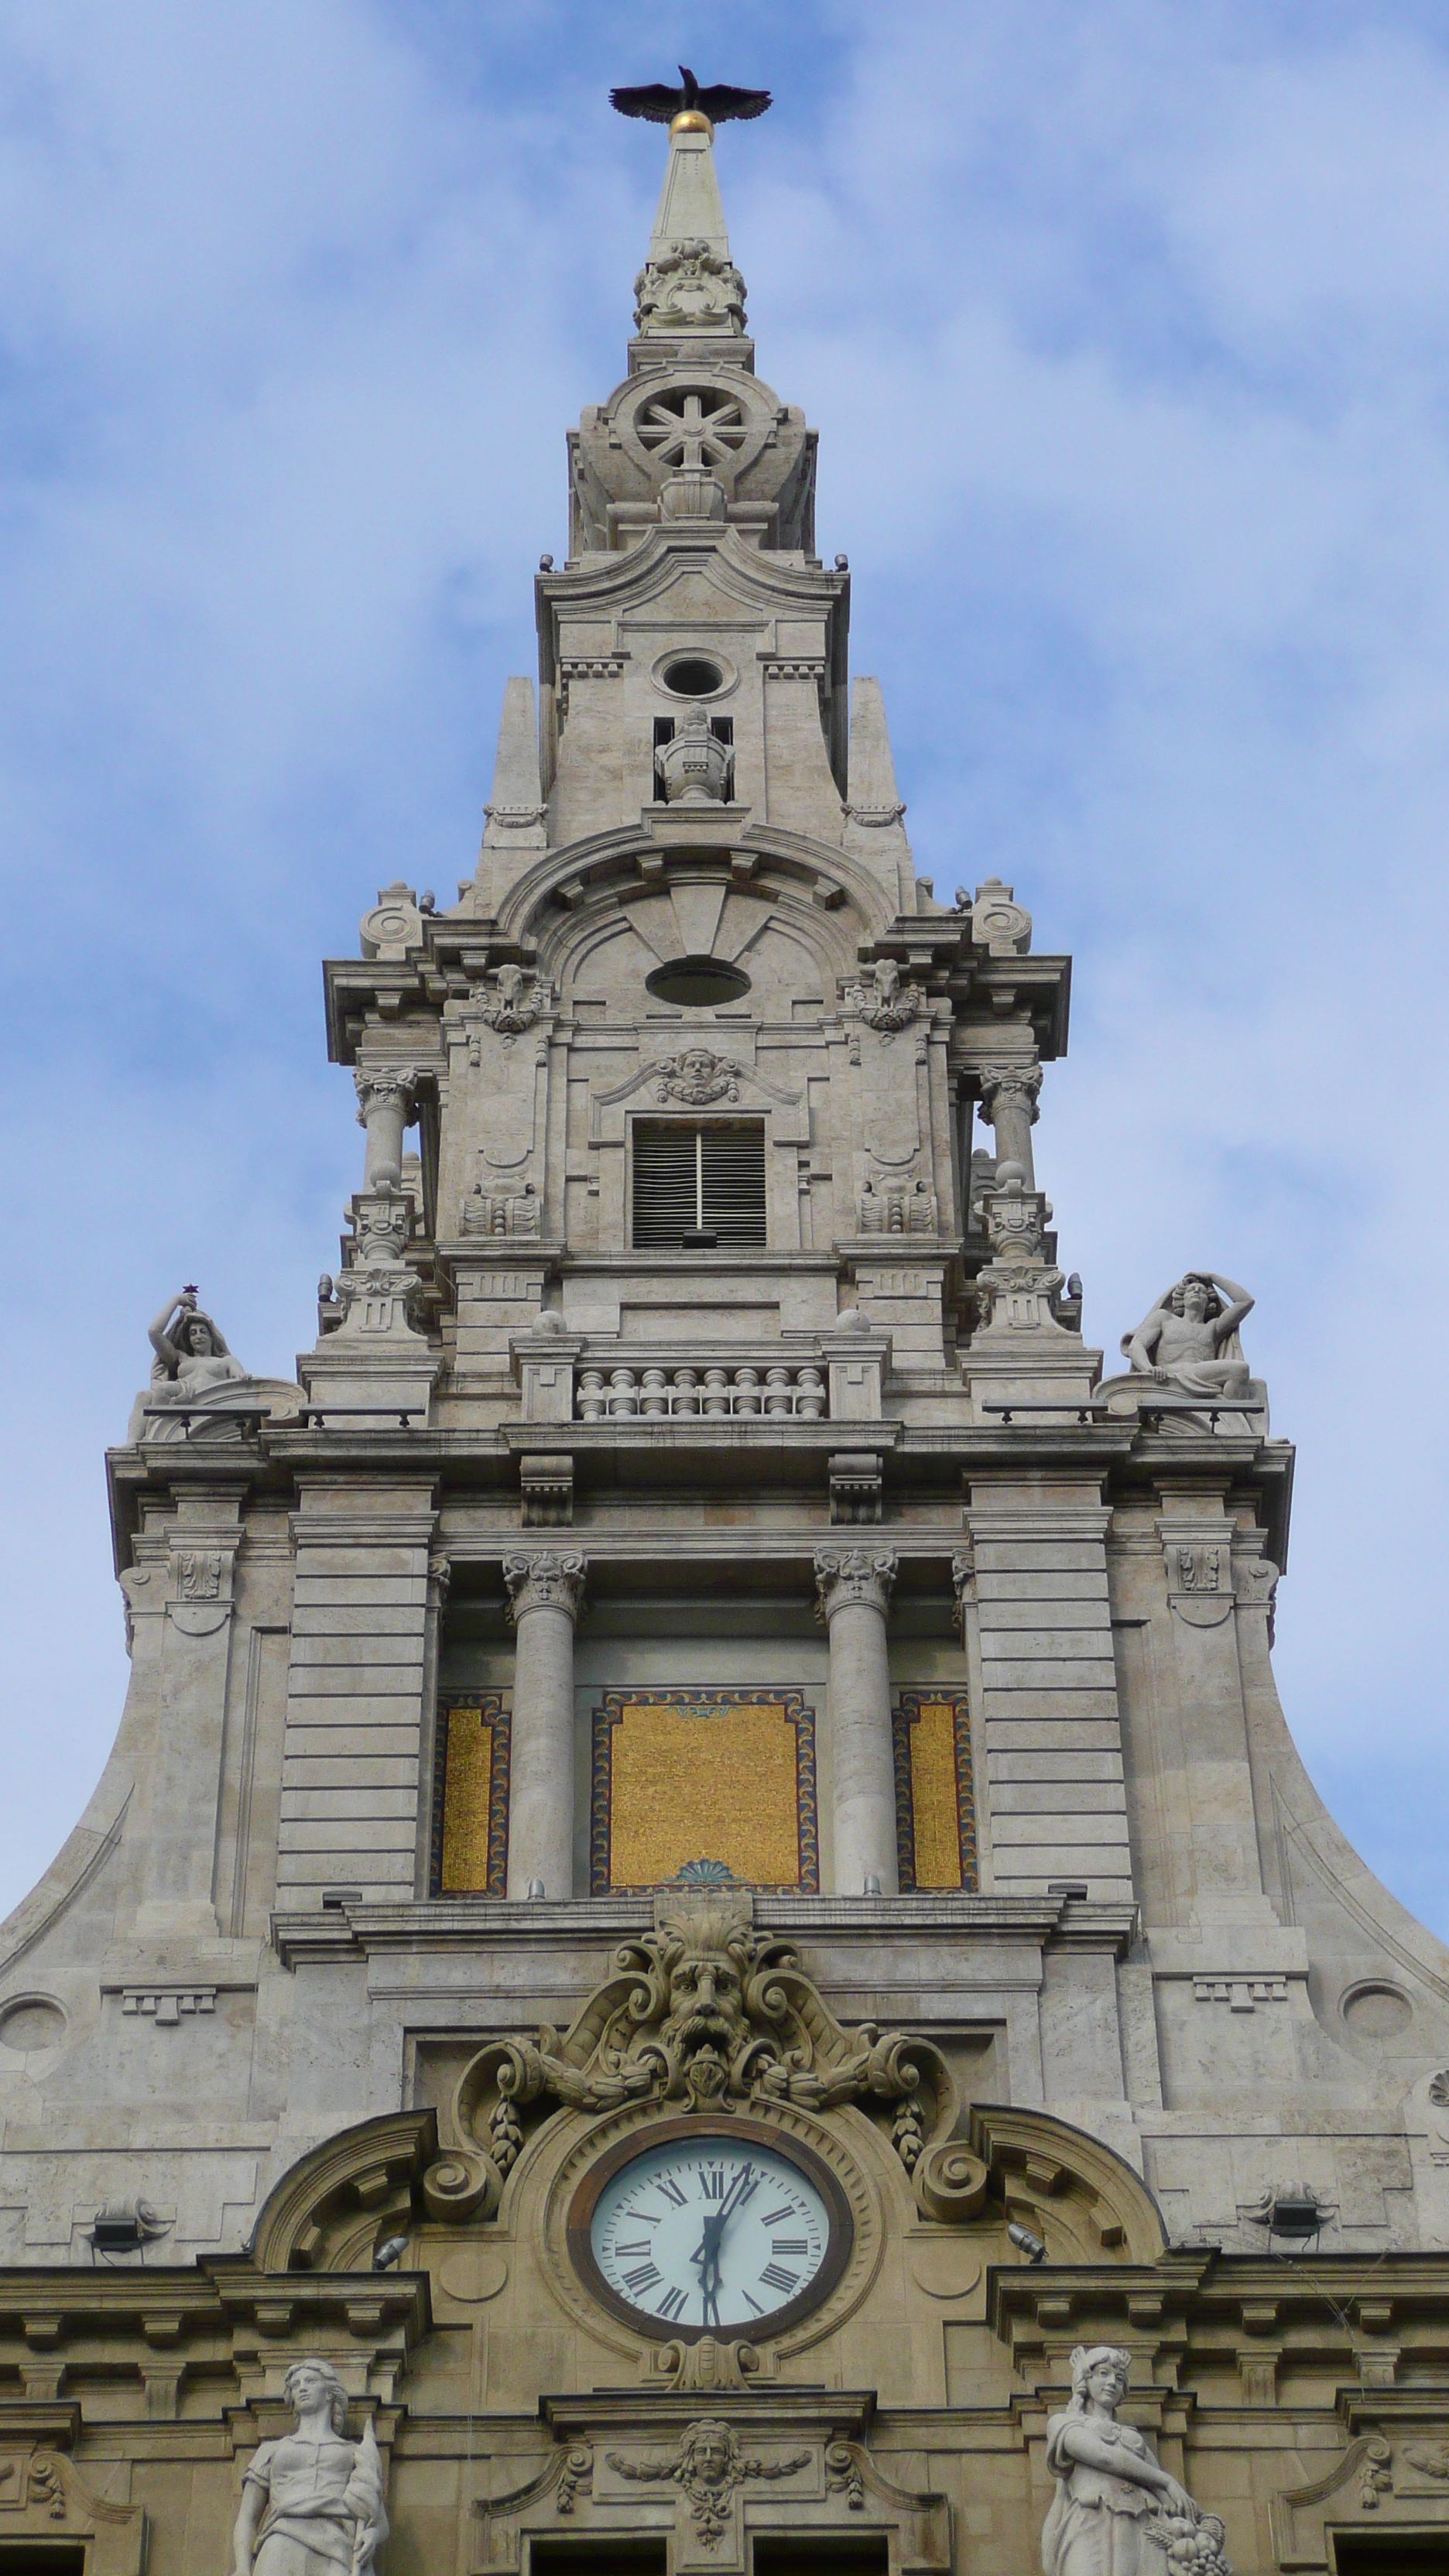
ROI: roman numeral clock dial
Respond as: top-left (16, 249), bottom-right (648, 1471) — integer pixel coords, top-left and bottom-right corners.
top-left (569, 2122), bottom-right (852, 2341)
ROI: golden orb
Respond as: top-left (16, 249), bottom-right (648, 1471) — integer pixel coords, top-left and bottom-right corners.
top-left (670, 108), bottom-right (714, 137)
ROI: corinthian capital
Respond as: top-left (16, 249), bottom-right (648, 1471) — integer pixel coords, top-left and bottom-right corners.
top-left (814, 1547), bottom-right (899, 1622)
top-left (354, 1064), bottom-right (421, 1125)
top-left (503, 1550), bottom-right (587, 1624)
top-left (977, 1061), bottom-right (1042, 1123)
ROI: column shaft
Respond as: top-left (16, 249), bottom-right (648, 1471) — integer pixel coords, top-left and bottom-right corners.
top-left (978, 1063), bottom-right (1041, 1187)
top-left (355, 1067), bottom-right (419, 1190)
top-left (504, 1552), bottom-right (585, 1899)
top-left (816, 1549), bottom-right (899, 1894)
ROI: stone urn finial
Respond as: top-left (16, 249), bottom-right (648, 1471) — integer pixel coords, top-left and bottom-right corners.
top-left (657, 701), bottom-right (731, 803)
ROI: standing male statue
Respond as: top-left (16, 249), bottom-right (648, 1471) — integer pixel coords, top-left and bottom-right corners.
top-left (231, 2358), bottom-right (388, 2575)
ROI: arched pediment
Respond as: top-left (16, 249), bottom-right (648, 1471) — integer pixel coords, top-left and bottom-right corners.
top-left (968, 2102), bottom-right (1169, 2265)
top-left (496, 830), bottom-right (897, 966)
top-left (250, 2108), bottom-right (437, 2273)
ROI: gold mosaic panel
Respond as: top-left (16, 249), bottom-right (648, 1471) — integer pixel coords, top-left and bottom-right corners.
top-left (910, 1699), bottom-right (964, 1888)
top-left (594, 1692), bottom-right (815, 1890)
top-left (433, 1696), bottom-right (509, 1896)
top-left (893, 1691), bottom-right (977, 1891)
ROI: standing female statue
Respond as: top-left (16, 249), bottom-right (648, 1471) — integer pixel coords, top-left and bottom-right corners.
top-left (231, 2357), bottom-right (388, 2574)
top-left (1042, 2345), bottom-right (1230, 2574)
top-left (1122, 1273), bottom-right (1254, 1401)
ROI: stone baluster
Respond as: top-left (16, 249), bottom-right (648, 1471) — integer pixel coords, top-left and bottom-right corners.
top-left (354, 1064), bottom-right (420, 1190)
top-left (703, 1367), bottom-right (731, 1416)
top-left (608, 1368), bottom-right (638, 1418)
top-left (977, 1060), bottom-right (1042, 1187)
top-left (764, 1367), bottom-right (793, 1416)
top-left (577, 1368), bottom-right (605, 1421)
top-left (734, 1366), bottom-right (761, 1414)
top-left (671, 1368), bottom-right (698, 1414)
top-left (502, 1550), bottom-right (587, 1899)
top-left (640, 1368), bottom-right (669, 1416)
top-left (814, 1547), bottom-right (899, 1894)
top-left (796, 1367), bottom-right (825, 1420)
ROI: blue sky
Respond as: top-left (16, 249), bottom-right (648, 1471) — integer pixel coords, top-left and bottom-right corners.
top-left (2, 0), bottom-right (1447, 1929)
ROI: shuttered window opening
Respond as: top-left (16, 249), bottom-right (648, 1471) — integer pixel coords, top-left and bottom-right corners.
top-left (632, 1122), bottom-right (767, 1247)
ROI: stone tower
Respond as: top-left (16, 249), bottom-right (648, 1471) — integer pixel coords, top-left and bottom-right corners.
top-left (2, 101), bottom-right (1448, 2576)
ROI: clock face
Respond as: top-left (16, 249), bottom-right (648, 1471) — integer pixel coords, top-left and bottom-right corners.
top-left (569, 2119), bottom-right (852, 2341)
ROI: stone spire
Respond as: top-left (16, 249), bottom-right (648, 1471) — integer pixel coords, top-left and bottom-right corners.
top-left (476, 673), bottom-right (546, 912)
top-left (568, 113), bottom-right (812, 555)
top-left (844, 675), bottom-right (916, 907)
top-left (632, 115), bottom-right (748, 343)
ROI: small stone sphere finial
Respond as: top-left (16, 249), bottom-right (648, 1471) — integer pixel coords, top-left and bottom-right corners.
top-left (833, 1305), bottom-right (862, 1332)
top-left (670, 108), bottom-right (714, 136)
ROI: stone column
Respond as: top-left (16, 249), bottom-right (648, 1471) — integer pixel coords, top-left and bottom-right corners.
top-left (354, 1065), bottom-right (420, 1190)
top-left (503, 1550), bottom-right (587, 1899)
top-left (814, 1547), bottom-right (899, 1895)
top-left (978, 1061), bottom-right (1041, 1186)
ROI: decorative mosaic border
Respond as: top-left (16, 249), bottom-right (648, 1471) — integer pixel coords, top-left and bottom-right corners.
top-left (591, 1688), bottom-right (819, 1894)
top-left (892, 1690), bottom-right (978, 1892)
top-left (430, 1693), bottom-right (509, 1896)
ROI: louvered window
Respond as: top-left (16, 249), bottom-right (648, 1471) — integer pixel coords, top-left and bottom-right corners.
top-left (632, 1122), bottom-right (767, 1247)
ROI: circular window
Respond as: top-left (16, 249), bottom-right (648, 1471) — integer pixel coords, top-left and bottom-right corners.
top-left (646, 957), bottom-right (752, 1008)
top-left (0, 1997), bottom-right (66, 2053)
top-left (1341, 1982), bottom-right (1413, 2038)
top-left (662, 656), bottom-right (725, 698)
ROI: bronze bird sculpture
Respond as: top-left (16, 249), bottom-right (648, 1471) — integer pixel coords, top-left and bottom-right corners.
top-left (609, 65), bottom-right (772, 125)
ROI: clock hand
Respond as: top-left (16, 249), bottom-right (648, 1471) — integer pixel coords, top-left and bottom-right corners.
top-left (690, 2211), bottom-right (725, 2272)
top-left (690, 2162), bottom-right (756, 2298)
top-left (714, 2160), bottom-right (755, 2239)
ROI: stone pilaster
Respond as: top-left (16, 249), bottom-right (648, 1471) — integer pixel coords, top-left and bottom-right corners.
top-left (503, 1550), bottom-right (587, 1900)
top-left (814, 1546), bottom-right (899, 1895)
top-left (966, 1475), bottom-right (1132, 1903)
top-left (276, 1480), bottom-right (438, 1911)
top-left (132, 1481), bottom-right (247, 1940)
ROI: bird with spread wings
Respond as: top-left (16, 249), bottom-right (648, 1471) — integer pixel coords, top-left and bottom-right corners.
top-left (609, 64), bottom-right (772, 125)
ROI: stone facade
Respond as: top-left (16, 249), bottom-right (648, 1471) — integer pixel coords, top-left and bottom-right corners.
top-left (1, 104), bottom-right (1447, 2576)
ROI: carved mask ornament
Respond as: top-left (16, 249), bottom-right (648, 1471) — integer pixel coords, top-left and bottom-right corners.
top-left (425, 1890), bottom-right (984, 2228)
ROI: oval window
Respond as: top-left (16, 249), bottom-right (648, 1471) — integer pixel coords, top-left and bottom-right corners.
top-left (646, 957), bottom-right (752, 1008)
top-left (662, 656), bottom-right (725, 697)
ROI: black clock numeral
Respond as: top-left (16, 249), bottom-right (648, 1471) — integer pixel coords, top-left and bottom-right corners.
top-left (656, 2284), bottom-right (689, 2321)
top-left (701, 2166), bottom-right (727, 2200)
top-left (772, 2237), bottom-right (808, 2256)
top-left (759, 2262), bottom-right (799, 2294)
top-left (615, 2239), bottom-right (653, 2258)
top-left (761, 2204), bottom-right (796, 2226)
top-left (656, 2176), bottom-right (687, 2207)
top-left (624, 2262), bottom-right (662, 2293)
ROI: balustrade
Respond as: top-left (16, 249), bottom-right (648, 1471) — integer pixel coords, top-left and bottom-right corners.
top-left (575, 1362), bottom-right (826, 1421)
